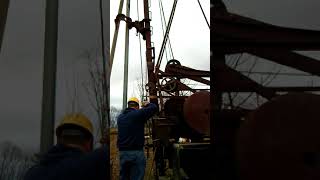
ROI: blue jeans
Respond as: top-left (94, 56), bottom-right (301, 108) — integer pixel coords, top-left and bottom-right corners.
top-left (119, 150), bottom-right (146, 180)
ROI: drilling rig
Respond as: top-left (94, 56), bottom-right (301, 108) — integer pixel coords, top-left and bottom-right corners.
top-left (111, 0), bottom-right (210, 179)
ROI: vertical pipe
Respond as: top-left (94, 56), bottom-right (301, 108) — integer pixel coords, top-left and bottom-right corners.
top-left (122, 0), bottom-right (130, 110)
top-left (0, 0), bottom-right (10, 53)
top-left (109, 0), bottom-right (125, 74)
top-left (212, 53), bottom-right (226, 180)
top-left (143, 0), bottom-right (158, 105)
top-left (40, 0), bottom-right (59, 154)
top-left (212, 2), bottom-right (227, 179)
top-left (210, 50), bottom-right (214, 179)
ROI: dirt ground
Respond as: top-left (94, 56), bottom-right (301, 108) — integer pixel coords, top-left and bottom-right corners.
top-left (110, 128), bottom-right (155, 180)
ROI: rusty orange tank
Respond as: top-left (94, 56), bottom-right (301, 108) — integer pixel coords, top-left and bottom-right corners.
top-left (237, 92), bottom-right (320, 180)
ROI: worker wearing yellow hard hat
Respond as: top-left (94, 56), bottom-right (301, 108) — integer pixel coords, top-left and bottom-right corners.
top-left (24, 113), bottom-right (110, 180)
top-left (117, 97), bottom-right (158, 180)
top-left (128, 97), bottom-right (140, 106)
top-left (55, 113), bottom-right (94, 152)
top-left (57, 113), bottom-right (94, 136)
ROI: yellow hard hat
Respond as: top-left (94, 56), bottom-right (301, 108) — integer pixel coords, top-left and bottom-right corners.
top-left (128, 97), bottom-right (139, 105)
top-left (56, 113), bottom-right (93, 138)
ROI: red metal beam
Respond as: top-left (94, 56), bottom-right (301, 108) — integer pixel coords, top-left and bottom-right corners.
top-left (162, 64), bottom-right (210, 85)
top-left (158, 72), bottom-right (208, 78)
top-left (165, 64), bottom-right (210, 76)
top-left (212, 12), bottom-right (320, 52)
top-left (175, 81), bottom-right (197, 93)
top-left (143, 0), bottom-right (158, 105)
top-left (215, 64), bottom-right (277, 99)
top-left (268, 86), bottom-right (320, 92)
top-left (249, 50), bottom-right (320, 76)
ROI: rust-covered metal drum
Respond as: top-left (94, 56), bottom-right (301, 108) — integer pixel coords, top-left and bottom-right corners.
top-left (237, 93), bottom-right (320, 180)
top-left (163, 97), bottom-right (203, 140)
top-left (183, 91), bottom-right (210, 136)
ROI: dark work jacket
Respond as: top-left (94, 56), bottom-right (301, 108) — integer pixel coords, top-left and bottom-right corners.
top-left (117, 103), bottom-right (157, 151)
top-left (24, 144), bottom-right (109, 180)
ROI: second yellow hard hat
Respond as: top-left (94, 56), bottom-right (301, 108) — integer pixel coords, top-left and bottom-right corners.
top-left (56, 113), bottom-right (93, 137)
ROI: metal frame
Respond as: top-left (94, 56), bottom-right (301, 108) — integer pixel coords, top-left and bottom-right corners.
top-left (212, 1), bottom-right (320, 178)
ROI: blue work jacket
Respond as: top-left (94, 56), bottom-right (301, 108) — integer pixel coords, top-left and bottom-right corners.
top-left (24, 144), bottom-right (109, 180)
top-left (117, 103), bottom-right (157, 151)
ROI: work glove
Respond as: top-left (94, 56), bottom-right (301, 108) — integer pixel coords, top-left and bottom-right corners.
top-left (142, 101), bottom-right (150, 107)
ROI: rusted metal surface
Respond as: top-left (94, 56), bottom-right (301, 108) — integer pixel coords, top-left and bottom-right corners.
top-left (162, 98), bottom-right (204, 140)
top-left (212, 0), bottom-right (320, 98)
top-left (156, 59), bottom-right (210, 96)
top-left (212, 1), bottom-right (320, 98)
top-left (165, 64), bottom-right (210, 77)
top-left (212, 1), bottom-right (320, 179)
top-left (158, 72), bottom-right (208, 78)
top-left (144, 2), bottom-right (212, 178)
top-left (211, 52), bottom-right (225, 179)
top-left (164, 98), bottom-right (185, 117)
top-left (114, 13), bottom-right (152, 40)
top-left (158, 95), bottom-right (188, 99)
top-left (0, 0), bottom-right (10, 52)
top-left (237, 93), bottom-right (320, 180)
top-left (268, 86), bottom-right (320, 92)
top-left (183, 91), bottom-right (210, 136)
top-left (215, 63), bottom-right (276, 99)
top-left (143, 0), bottom-right (158, 105)
top-left (175, 81), bottom-right (196, 93)
top-left (160, 77), bottom-right (196, 93)
top-left (160, 77), bottom-right (178, 93)
top-left (249, 50), bottom-right (320, 77)
top-left (164, 64), bottom-right (210, 85)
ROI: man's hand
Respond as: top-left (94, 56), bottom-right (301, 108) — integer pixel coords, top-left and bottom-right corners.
top-left (141, 101), bottom-right (150, 107)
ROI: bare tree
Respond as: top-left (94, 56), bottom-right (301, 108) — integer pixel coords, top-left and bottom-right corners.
top-left (224, 53), bottom-right (281, 109)
top-left (110, 106), bottom-right (121, 127)
top-left (79, 49), bottom-right (110, 142)
top-left (0, 141), bottom-right (34, 180)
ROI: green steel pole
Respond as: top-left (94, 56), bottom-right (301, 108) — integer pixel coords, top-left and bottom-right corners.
top-left (109, 0), bottom-right (125, 75)
top-left (40, 0), bottom-right (59, 154)
top-left (122, 0), bottom-right (130, 110)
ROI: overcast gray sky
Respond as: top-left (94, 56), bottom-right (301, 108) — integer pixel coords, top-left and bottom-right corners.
top-left (0, 0), bottom-right (109, 152)
top-left (109, 0), bottom-right (210, 108)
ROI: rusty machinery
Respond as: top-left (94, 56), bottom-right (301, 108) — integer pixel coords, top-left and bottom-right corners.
top-left (114, 1), bottom-right (211, 178)
top-left (156, 59), bottom-right (211, 142)
top-left (213, 0), bottom-right (320, 179)
top-left (150, 59), bottom-right (211, 179)
top-left (114, 0), bottom-right (211, 179)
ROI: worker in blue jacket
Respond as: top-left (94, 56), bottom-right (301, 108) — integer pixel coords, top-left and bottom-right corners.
top-left (117, 97), bottom-right (158, 180)
top-left (24, 113), bottom-right (109, 180)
